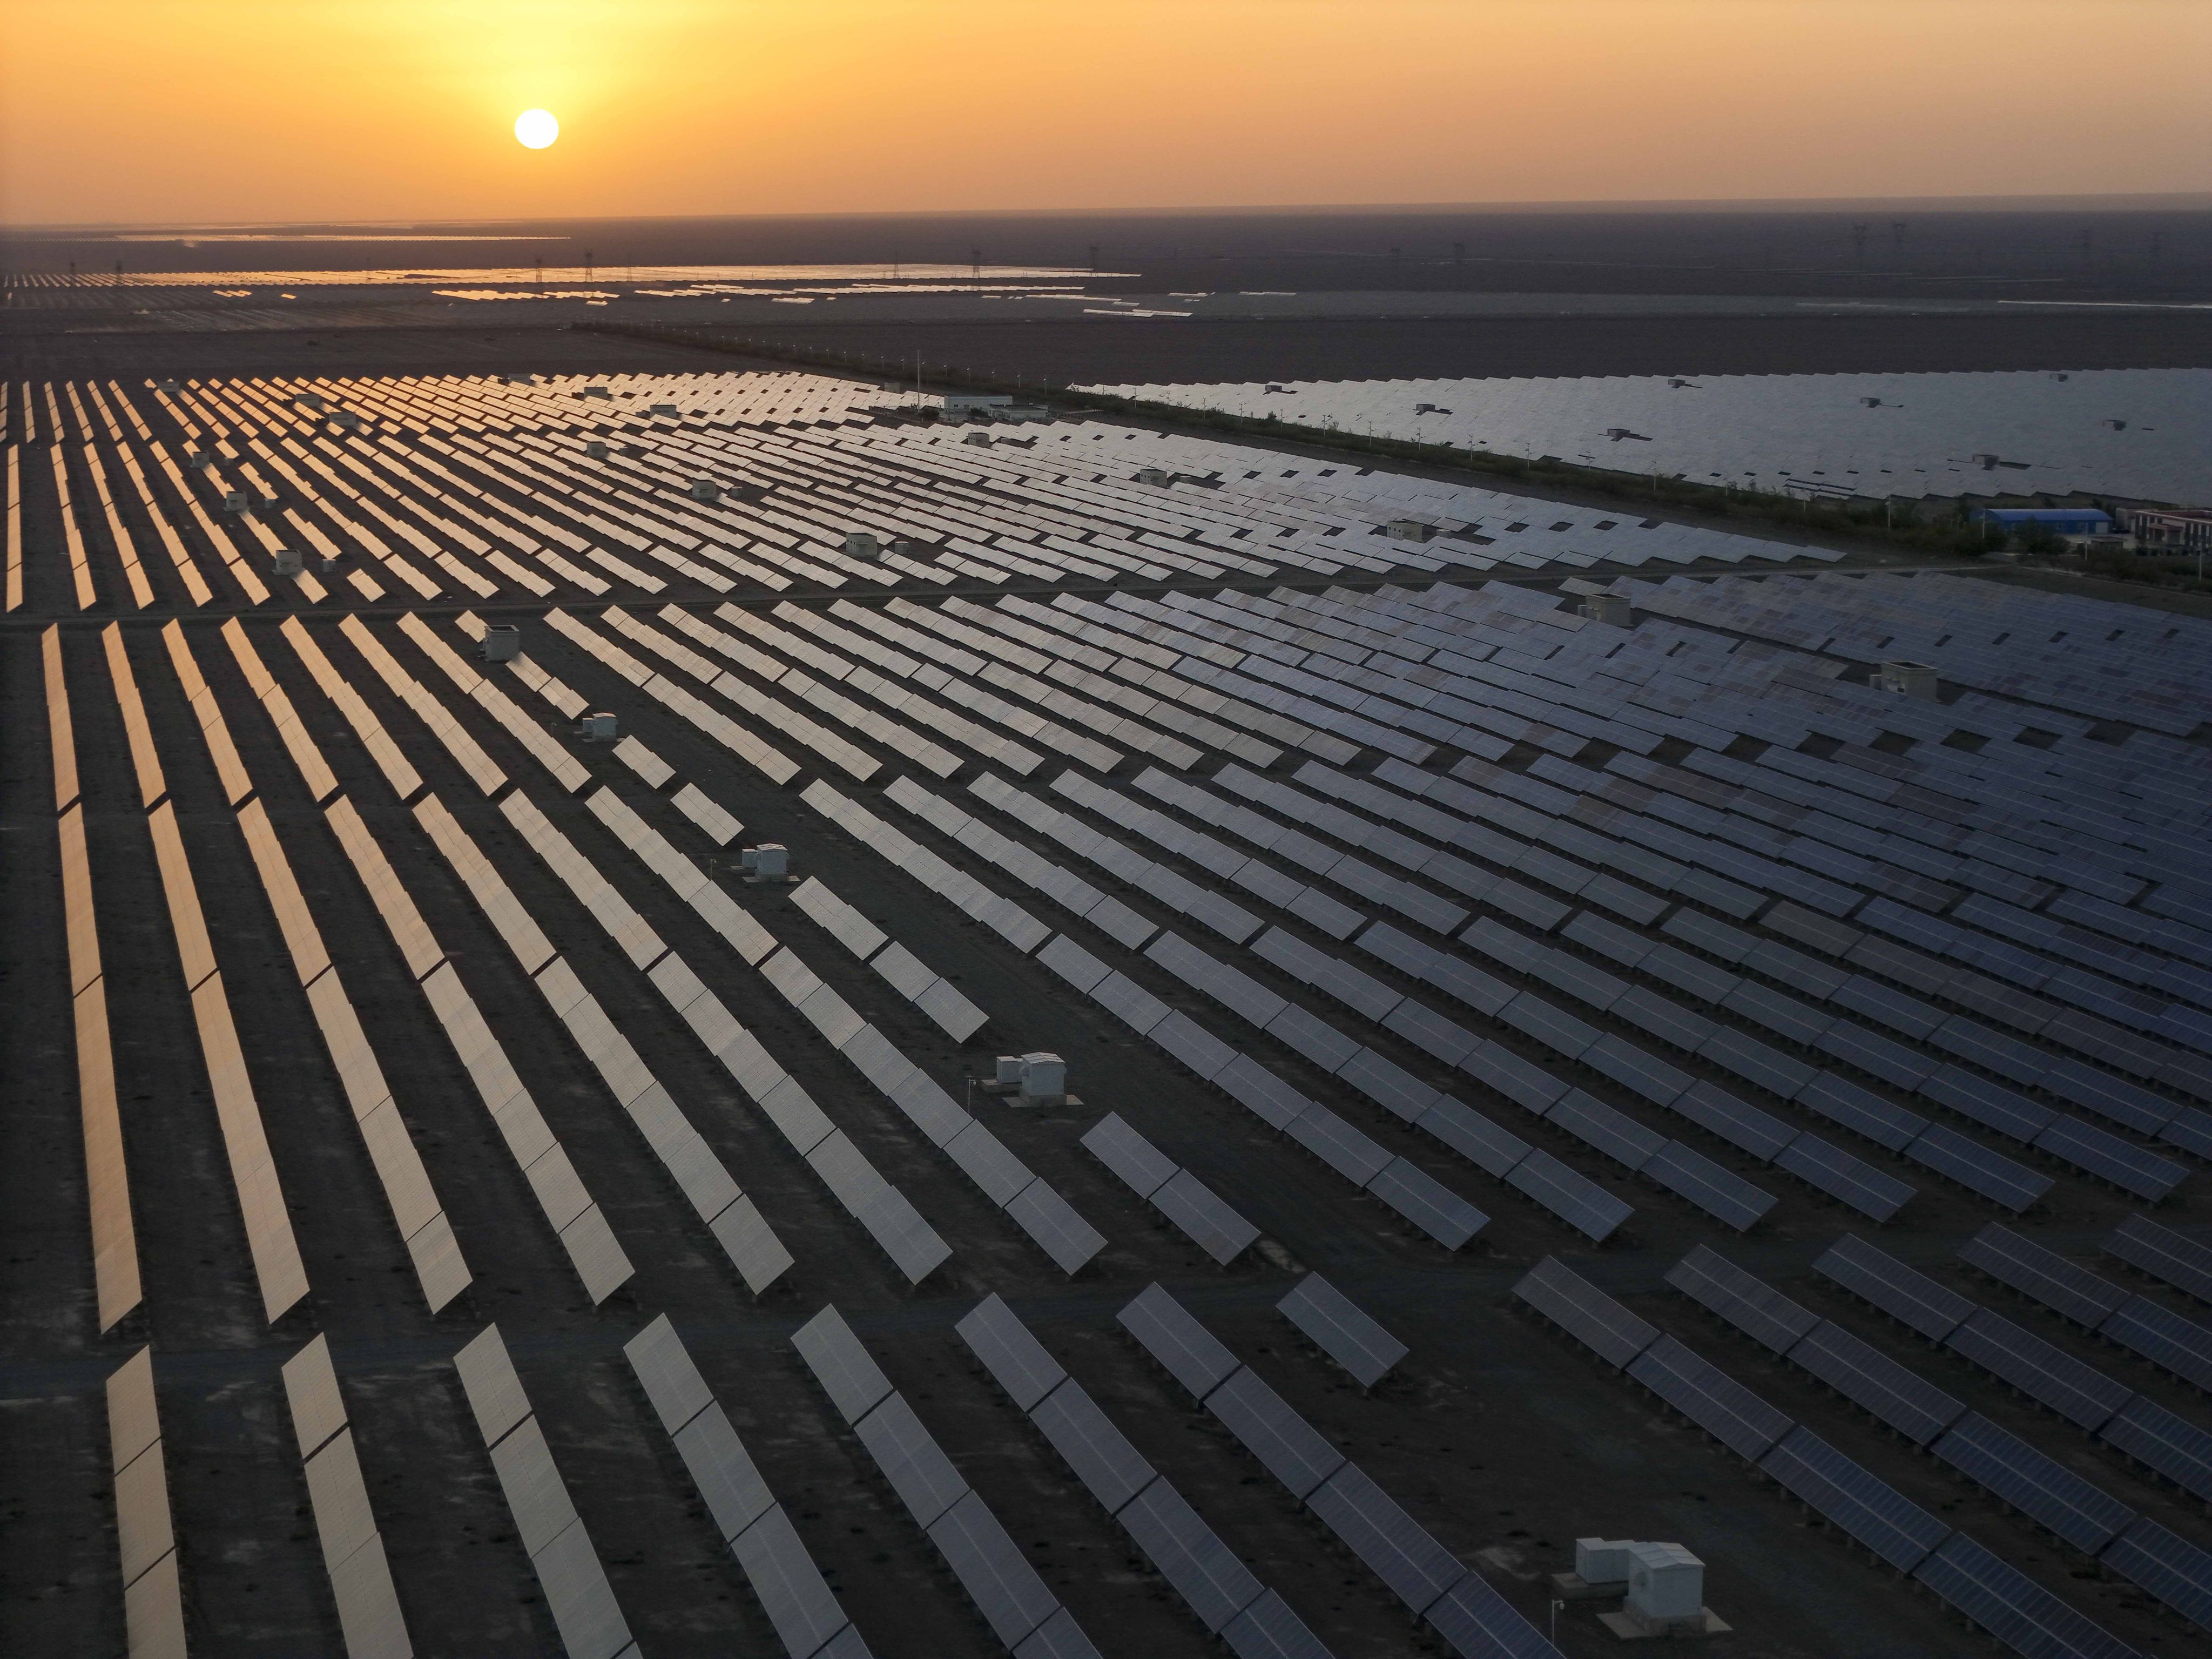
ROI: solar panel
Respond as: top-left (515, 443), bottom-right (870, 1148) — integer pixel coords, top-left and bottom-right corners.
top-left (1790, 1320), bottom-right (1964, 1445)
top-left (1390, 1000), bottom-right (1481, 1068)
top-left (854, 1172), bottom-right (955, 1285)
top-left (813, 1620), bottom-right (877, 1659)
top-left (838, 1023), bottom-right (913, 1095)
top-left (1772, 1136), bottom-right (1914, 1223)
top-left (1220, 1588), bottom-right (1336, 1659)
top-left (1364, 1157), bottom-right (1486, 1250)
top-left (1510, 1258), bottom-right (1657, 1368)
top-left (926, 1489), bottom-right (1064, 1647)
top-left (2103, 1216), bottom-right (2212, 1306)
top-left (1903, 1126), bottom-right (2051, 1212)
top-left (1082, 1112), bottom-right (1175, 1197)
top-left (1026, 1382), bottom-right (1156, 1517)
top-left (302, 1429), bottom-right (377, 1571)
top-left (529, 1518), bottom-right (636, 1659)
top-left (1758, 1425), bottom-right (1951, 1572)
top-left (791, 877), bottom-right (890, 959)
top-left (1277, 1274), bottom-right (1407, 1389)
top-left (1336, 1046), bottom-right (1442, 1122)
top-left (2040, 1058), bottom-right (2174, 1138)
top-left (1505, 1149), bottom-right (1633, 1242)
top-left (1422, 1568), bottom-right (1563, 1658)
top-left (1796, 1074), bottom-right (1924, 1152)
top-left (1038, 933), bottom-right (1111, 994)
top-left (2033, 1116), bottom-right (2186, 1202)
top-left (1540, 1089), bottom-right (1661, 1170)
top-left (1499, 994), bottom-right (1600, 1061)
top-left (888, 1070), bottom-right (969, 1148)
top-left (672, 1404), bottom-right (775, 1543)
top-left (1207, 1368), bottom-right (1346, 1499)
top-left (1945, 1310), bottom-right (2133, 1432)
top-left (791, 1306), bottom-right (894, 1425)
top-left (324, 1530), bottom-right (411, 1659)
top-left (452, 1324), bottom-right (531, 1447)
top-left (2100, 1517), bottom-right (2212, 1631)
top-left (609, 734), bottom-right (674, 788)
top-left (1911, 1531), bottom-right (2135, 1659)
top-left (489, 1419), bottom-right (578, 1556)
top-left (623, 1313), bottom-right (714, 1435)
top-left (1305, 1462), bottom-right (1465, 1614)
top-left (1814, 1234), bottom-right (1973, 1340)
top-left (2100, 1296), bottom-right (2212, 1394)
top-left (1665, 1246), bottom-right (1819, 1354)
top-left (1010, 1606), bottom-right (1105, 1659)
top-left (711, 1198), bottom-right (797, 1297)
top-left (956, 1293), bottom-right (1067, 1412)
top-left (1417, 1097), bottom-right (1533, 1177)
top-left (1627, 1334), bottom-right (1792, 1461)
top-left (94, 393), bottom-right (2212, 1645)
top-left (279, 1334), bottom-right (347, 1461)
top-left (1641, 1141), bottom-right (1776, 1231)
top-left (730, 1506), bottom-right (852, 1659)
top-left (113, 1433), bottom-right (174, 1593)
top-left (1285, 1108), bottom-right (1392, 1186)
top-left (855, 1395), bottom-right (970, 1528)
top-left (946, 1121), bottom-right (1036, 1206)
top-left (1929, 1412), bottom-right (2134, 1553)
top-left (1003, 1180), bottom-right (1107, 1276)
top-left (1202, 1055), bottom-right (1310, 1133)
top-left (2099, 1395), bottom-right (2212, 1503)
top-left (1149, 1170), bottom-right (1260, 1266)
top-left (1117, 1479), bottom-right (1264, 1632)
top-left (1118, 1283), bottom-right (1240, 1400)
top-left (1958, 1224), bottom-right (2127, 1329)
top-left (1092, 970), bottom-right (1172, 1035)
top-left (1583, 1033), bottom-right (1690, 1107)
top-left (1267, 1004), bottom-right (1363, 1072)
top-left (1671, 1080), bottom-right (1797, 1161)
top-left (869, 940), bottom-right (936, 1000)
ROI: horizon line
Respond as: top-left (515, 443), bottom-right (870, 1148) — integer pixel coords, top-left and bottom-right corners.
top-left (6, 190), bottom-right (2211, 236)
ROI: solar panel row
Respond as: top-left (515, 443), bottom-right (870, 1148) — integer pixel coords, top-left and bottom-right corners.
top-left (1121, 1284), bottom-right (1561, 1658)
top-left (796, 1306), bottom-right (1102, 1656)
top-left (1081, 1112), bottom-right (1260, 1266)
top-left (955, 1295), bottom-right (1331, 1656)
top-left (1822, 1237), bottom-right (2212, 1510)
top-left (281, 1336), bottom-right (413, 1659)
top-left (45, 626), bottom-right (144, 1332)
top-left (624, 1315), bottom-right (869, 1657)
top-left (95, 624), bottom-right (311, 1324)
top-left (35, 360), bottom-right (2212, 1659)
top-left (1516, 1258), bottom-right (2173, 1646)
top-left (20, 362), bottom-right (1897, 623)
top-left (1076, 370), bottom-right (2211, 509)
top-left (107, 1348), bottom-right (187, 1659)
top-left (454, 1325), bottom-right (637, 1659)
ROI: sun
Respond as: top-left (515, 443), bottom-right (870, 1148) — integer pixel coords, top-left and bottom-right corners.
top-left (514, 109), bottom-right (559, 150)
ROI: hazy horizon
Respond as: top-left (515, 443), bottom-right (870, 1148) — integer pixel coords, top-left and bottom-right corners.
top-left (9, 190), bottom-right (2212, 237)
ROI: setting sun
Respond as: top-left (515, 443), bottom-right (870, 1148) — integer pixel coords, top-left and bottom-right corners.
top-left (514, 107), bottom-right (558, 150)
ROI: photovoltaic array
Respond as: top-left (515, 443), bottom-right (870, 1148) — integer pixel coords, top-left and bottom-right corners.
top-left (14, 366), bottom-right (2212, 1658)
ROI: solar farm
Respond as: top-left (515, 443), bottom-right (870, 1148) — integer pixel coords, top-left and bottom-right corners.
top-left (11, 365), bottom-right (2212, 1659)
top-left (1080, 370), bottom-right (2212, 505)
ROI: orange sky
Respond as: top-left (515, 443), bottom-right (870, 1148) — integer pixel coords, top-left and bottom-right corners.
top-left (3, 1), bottom-right (2206, 226)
